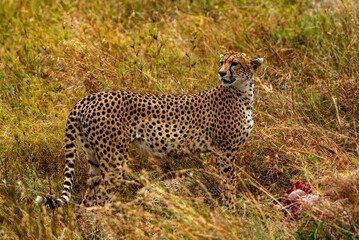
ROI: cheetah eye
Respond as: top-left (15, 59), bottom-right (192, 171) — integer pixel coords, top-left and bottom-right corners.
top-left (231, 62), bottom-right (238, 67)
top-left (219, 61), bottom-right (223, 66)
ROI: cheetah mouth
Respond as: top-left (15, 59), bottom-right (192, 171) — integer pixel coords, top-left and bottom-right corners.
top-left (221, 78), bottom-right (236, 85)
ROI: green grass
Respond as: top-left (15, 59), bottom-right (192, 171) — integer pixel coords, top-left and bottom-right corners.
top-left (1, 0), bottom-right (359, 239)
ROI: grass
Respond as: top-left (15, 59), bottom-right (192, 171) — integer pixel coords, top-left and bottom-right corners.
top-left (0, 0), bottom-right (358, 239)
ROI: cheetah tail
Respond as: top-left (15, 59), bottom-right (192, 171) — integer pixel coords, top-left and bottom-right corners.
top-left (58, 122), bottom-right (78, 205)
top-left (35, 121), bottom-right (78, 209)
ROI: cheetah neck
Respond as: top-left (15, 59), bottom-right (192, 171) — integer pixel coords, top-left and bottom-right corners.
top-left (229, 80), bottom-right (254, 108)
top-left (229, 80), bottom-right (254, 137)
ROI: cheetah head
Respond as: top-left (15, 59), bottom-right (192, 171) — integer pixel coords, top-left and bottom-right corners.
top-left (218, 52), bottom-right (263, 89)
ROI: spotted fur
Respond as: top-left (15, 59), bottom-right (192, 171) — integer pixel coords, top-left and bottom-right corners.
top-left (44, 52), bottom-right (263, 211)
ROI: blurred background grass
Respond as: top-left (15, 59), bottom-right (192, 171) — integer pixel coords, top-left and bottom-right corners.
top-left (0, 0), bottom-right (358, 239)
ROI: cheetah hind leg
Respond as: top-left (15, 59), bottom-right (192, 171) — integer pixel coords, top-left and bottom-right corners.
top-left (79, 135), bottom-right (102, 207)
top-left (82, 162), bottom-right (102, 207)
top-left (96, 134), bottom-right (129, 207)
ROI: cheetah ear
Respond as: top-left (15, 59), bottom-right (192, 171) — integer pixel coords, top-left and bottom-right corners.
top-left (251, 58), bottom-right (263, 70)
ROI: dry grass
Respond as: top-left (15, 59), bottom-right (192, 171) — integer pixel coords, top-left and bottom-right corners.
top-left (0, 0), bottom-right (358, 239)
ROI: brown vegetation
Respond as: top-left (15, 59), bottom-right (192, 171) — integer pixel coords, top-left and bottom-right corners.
top-left (0, 0), bottom-right (358, 239)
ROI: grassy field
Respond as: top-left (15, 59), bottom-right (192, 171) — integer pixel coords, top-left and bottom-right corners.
top-left (1, 0), bottom-right (358, 239)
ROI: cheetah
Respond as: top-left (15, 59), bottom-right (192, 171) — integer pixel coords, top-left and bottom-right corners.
top-left (41, 52), bottom-right (263, 211)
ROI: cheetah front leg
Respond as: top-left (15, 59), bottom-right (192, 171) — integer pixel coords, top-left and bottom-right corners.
top-left (217, 152), bottom-right (238, 212)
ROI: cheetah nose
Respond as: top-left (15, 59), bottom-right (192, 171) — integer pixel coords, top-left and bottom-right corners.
top-left (218, 71), bottom-right (227, 77)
